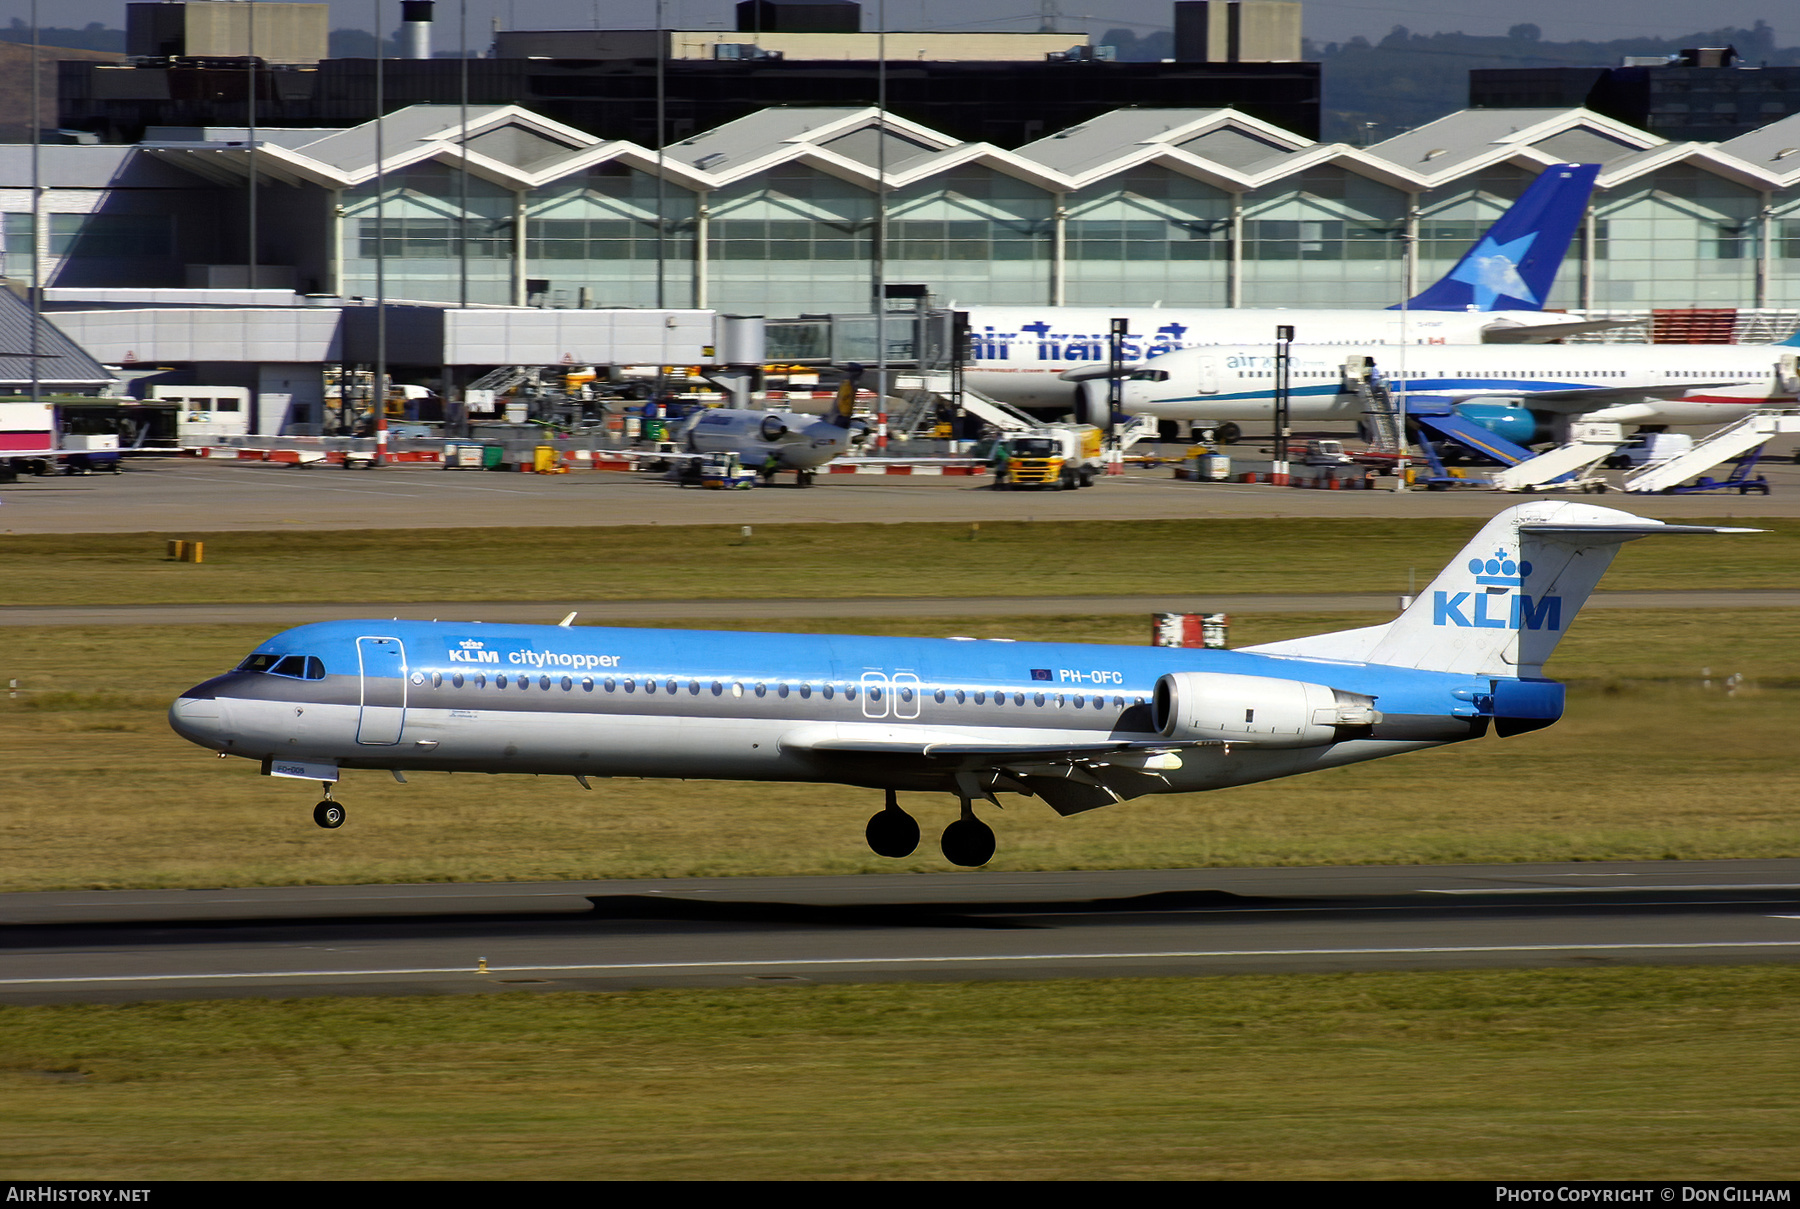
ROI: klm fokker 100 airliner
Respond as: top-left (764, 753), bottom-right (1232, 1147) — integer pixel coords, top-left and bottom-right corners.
top-left (170, 503), bottom-right (1750, 867)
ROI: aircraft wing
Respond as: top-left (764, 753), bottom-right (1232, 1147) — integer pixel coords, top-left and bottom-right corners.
top-left (1479, 317), bottom-right (1635, 343)
top-left (1057, 362), bottom-right (1143, 382)
top-left (788, 734), bottom-right (1136, 760)
top-left (616, 448), bottom-right (702, 464)
top-left (780, 725), bottom-right (1217, 815)
top-left (1450, 381), bottom-right (1749, 410)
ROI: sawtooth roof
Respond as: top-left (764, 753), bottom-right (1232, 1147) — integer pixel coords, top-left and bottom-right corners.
top-left (124, 102), bottom-right (1800, 197)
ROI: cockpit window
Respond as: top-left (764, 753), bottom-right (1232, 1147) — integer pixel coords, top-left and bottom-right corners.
top-left (238, 653), bottom-right (325, 680)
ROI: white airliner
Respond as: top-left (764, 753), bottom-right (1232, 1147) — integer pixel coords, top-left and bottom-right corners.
top-left (1112, 337), bottom-right (1800, 445)
top-left (169, 503), bottom-right (1750, 868)
top-left (962, 163), bottom-right (1607, 413)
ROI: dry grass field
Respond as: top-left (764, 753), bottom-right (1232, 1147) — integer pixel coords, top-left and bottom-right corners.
top-left (2, 967), bottom-right (1795, 1179)
top-left (1, 515), bottom-right (1796, 606)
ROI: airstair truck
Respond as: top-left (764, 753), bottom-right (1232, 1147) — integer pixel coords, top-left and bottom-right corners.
top-left (993, 424), bottom-right (1104, 490)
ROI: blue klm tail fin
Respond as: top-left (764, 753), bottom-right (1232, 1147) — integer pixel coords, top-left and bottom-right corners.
top-left (1396, 163), bottom-right (1600, 313)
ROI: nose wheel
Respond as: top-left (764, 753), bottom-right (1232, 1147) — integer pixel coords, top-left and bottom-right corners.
top-left (865, 790), bottom-right (920, 858)
top-left (313, 791), bottom-right (345, 830)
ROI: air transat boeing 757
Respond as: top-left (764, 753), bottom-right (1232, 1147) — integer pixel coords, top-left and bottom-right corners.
top-left (170, 504), bottom-right (1751, 868)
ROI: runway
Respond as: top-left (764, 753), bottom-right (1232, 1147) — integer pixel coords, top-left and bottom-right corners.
top-left (4, 860), bottom-right (1797, 1004)
top-left (3, 588), bottom-right (1797, 627)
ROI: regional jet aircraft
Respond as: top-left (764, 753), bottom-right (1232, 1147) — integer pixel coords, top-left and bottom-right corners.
top-left (963, 163), bottom-right (1607, 412)
top-left (631, 406), bottom-right (862, 485)
top-left (170, 504), bottom-right (1751, 867)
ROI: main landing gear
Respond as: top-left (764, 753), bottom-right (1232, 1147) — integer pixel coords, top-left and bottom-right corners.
top-left (865, 789), bottom-right (920, 858)
top-left (941, 798), bottom-right (996, 869)
top-left (313, 784), bottom-right (345, 830)
top-left (865, 790), bottom-right (995, 867)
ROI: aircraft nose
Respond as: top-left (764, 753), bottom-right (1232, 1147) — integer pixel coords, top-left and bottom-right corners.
top-left (169, 692), bottom-right (228, 751)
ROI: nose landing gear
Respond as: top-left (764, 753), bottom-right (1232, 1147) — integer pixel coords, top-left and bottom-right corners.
top-left (865, 789), bottom-right (920, 858)
top-left (313, 782), bottom-right (345, 829)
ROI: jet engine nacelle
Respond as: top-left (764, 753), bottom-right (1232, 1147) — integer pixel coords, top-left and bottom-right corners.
top-left (1073, 382), bottom-right (1109, 430)
top-left (1151, 672), bottom-right (1379, 748)
top-left (1453, 400), bottom-right (1543, 445)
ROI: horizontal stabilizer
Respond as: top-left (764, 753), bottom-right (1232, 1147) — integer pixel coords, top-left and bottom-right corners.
top-left (1518, 522), bottom-right (1763, 539)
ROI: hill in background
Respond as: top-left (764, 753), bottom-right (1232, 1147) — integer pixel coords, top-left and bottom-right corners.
top-left (0, 38), bottom-right (122, 143)
top-left (1100, 20), bottom-right (1798, 142)
top-left (5, 19), bottom-right (1798, 146)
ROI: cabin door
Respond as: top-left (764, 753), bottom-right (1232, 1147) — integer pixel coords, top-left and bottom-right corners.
top-left (356, 636), bottom-right (407, 745)
top-left (1193, 356), bottom-right (1220, 394)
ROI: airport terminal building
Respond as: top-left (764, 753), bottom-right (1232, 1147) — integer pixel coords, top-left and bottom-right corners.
top-left (5, 100), bottom-right (1800, 323)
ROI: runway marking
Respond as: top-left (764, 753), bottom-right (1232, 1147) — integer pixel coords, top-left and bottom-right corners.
top-left (5, 895), bottom-right (1785, 927)
top-left (1425, 883), bottom-right (1800, 894)
top-left (156, 470), bottom-right (555, 498)
top-left (6, 939), bottom-right (1800, 986)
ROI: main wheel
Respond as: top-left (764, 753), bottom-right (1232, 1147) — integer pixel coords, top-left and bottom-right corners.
top-left (313, 800), bottom-right (345, 830)
top-left (1216, 423), bottom-right (1242, 445)
top-left (866, 808), bottom-right (920, 858)
top-left (940, 818), bottom-right (996, 868)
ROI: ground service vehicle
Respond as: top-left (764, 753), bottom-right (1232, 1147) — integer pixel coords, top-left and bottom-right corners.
top-left (994, 425), bottom-right (1103, 490)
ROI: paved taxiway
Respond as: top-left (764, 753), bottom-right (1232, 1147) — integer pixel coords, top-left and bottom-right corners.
top-left (4, 589), bottom-right (1797, 628)
top-left (3, 860), bottom-right (1797, 1005)
top-left (3, 453), bottom-right (1799, 534)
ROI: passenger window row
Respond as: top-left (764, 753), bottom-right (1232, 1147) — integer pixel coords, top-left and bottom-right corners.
top-left (422, 670), bottom-right (1145, 710)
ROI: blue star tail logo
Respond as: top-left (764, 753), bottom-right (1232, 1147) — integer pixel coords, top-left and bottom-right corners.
top-left (1448, 232), bottom-right (1539, 310)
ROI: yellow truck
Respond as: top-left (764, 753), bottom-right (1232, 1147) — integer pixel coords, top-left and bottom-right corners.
top-left (991, 425), bottom-right (1105, 490)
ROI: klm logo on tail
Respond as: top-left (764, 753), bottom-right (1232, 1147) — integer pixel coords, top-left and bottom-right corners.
top-left (1433, 549), bottom-right (1562, 631)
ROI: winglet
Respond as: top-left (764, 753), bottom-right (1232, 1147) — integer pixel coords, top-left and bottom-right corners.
top-left (558, 612), bottom-right (578, 628)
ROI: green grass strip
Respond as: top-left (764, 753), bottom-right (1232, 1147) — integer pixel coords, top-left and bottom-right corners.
top-left (3, 515), bottom-right (1796, 606)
